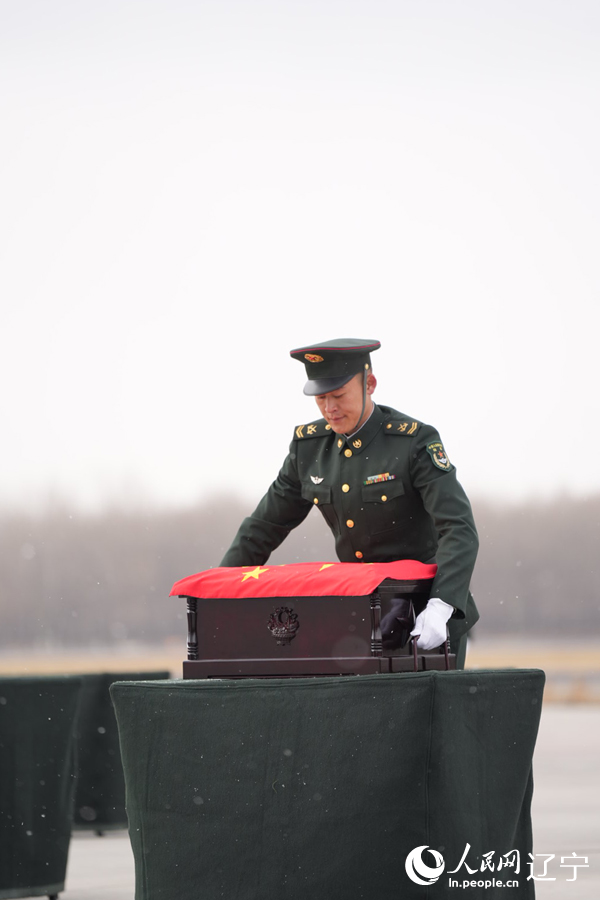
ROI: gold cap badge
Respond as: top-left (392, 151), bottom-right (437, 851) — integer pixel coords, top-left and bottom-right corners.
top-left (304, 353), bottom-right (324, 363)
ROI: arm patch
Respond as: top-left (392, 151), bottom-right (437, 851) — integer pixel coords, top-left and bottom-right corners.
top-left (427, 441), bottom-right (452, 470)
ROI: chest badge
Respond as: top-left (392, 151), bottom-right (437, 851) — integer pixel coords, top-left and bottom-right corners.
top-left (310, 475), bottom-right (324, 484)
top-left (364, 473), bottom-right (396, 485)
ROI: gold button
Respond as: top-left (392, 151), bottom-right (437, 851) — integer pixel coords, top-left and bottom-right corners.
top-left (346, 519), bottom-right (354, 528)
top-left (386, 423), bottom-right (392, 429)
top-left (337, 438), bottom-right (343, 448)
top-left (355, 551), bottom-right (363, 559)
top-left (344, 448), bottom-right (353, 457)
top-left (325, 424), bottom-right (331, 430)
top-left (381, 495), bottom-right (387, 502)
top-left (313, 497), bottom-right (319, 504)
top-left (342, 483), bottom-right (350, 493)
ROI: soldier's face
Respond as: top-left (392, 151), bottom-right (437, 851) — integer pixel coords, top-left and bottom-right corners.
top-left (314, 372), bottom-right (376, 434)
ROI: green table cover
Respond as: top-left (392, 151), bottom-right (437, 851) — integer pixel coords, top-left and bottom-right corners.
top-left (73, 671), bottom-right (170, 831)
top-left (111, 670), bottom-right (545, 900)
top-left (0, 676), bottom-right (82, 900)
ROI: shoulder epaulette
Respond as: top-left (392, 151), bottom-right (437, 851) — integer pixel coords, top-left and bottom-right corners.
top-left (292, 419), bottom-right (332, 441)
top-left (383, 417), bottom-right (421, 436)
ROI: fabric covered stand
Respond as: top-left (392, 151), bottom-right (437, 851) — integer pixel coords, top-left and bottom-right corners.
top-left (0, 676), bottom-right (82, 900)
top-left (111, 669), bottom-right (544, 900)
top-left (73, 671), bottom-right (170, 832)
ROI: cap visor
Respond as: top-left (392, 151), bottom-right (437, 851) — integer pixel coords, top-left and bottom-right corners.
top-left (303, 374), bottom-right (354, 396)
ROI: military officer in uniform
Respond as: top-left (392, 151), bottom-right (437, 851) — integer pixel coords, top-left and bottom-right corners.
top-left (220, 338), bottom-right (479, 668)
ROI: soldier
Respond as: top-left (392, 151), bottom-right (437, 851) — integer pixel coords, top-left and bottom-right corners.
top-left (221, 338), bottom-right (479, 668)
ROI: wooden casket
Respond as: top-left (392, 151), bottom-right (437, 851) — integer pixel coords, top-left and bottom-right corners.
top-left (171, 560), bottom-right (455, 678)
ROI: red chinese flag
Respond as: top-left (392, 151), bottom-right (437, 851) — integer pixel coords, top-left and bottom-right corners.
top-left (170, 560), bottom-right (437, 600)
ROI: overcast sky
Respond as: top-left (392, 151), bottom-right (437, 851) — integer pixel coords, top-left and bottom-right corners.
top-left (1, 0), bottom-right (598, 513)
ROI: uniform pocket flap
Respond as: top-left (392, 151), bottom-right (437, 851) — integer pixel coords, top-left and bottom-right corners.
top-left (361, 479), bottom-right (405, 503)
top-left (301, 482), bottom-right (332, 505)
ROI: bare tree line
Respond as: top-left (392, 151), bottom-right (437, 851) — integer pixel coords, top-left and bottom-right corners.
top-left (0, 493), bottom-right (598, 649)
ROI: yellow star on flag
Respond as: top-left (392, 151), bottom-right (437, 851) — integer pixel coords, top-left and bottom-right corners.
top-left (241, 566), bottom-right (269, 582)
top-left (319, 564), bottom-right (334, 571)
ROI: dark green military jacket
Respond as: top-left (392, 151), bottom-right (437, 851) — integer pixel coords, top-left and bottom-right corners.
top-left (221, 404), bottom-right (479, 639)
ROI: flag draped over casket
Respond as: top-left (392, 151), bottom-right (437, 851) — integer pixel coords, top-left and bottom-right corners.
top-left (170, 559), bottom-right (437, 600)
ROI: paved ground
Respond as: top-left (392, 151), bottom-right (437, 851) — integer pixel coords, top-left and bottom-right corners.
top-left (64, 831), bottom-right (134, 899)
top-left (529, 705), bottom-right (600, 899)
top-left (56, 703), bottom-right (600, 900)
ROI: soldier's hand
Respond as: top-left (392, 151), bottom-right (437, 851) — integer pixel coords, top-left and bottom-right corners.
top-left (410, 598), bottom-right (454, 650)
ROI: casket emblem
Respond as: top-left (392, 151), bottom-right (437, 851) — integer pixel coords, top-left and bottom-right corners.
top-left (267, 607), bottom-right (300, 645)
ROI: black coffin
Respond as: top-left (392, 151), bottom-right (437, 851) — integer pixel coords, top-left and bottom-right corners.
top-left (171, 561), bottom-right (455, 678)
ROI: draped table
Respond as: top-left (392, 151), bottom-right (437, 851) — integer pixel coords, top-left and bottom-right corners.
top-left (111, 668), bottom-right (544, 900)
top-left (0, 676), bottom-right (82, 900)
top-left (73, 670), bottom-right (170, 832)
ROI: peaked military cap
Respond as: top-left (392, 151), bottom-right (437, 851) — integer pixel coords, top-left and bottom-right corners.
top-left (290, 338), bottom-right (381, 396)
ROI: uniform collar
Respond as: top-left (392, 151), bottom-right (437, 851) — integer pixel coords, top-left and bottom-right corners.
top-left (345, 403), bottom-right (375, 439)
top-left (335, 404), bottom-right (386, 455)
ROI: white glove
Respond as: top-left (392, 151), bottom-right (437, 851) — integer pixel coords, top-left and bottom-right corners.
top-left (410, 598), bottom-right (454, 650)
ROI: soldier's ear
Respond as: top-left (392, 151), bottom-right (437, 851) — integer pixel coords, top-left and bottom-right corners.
top-left (366, 372), bottom-right (377, 395)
